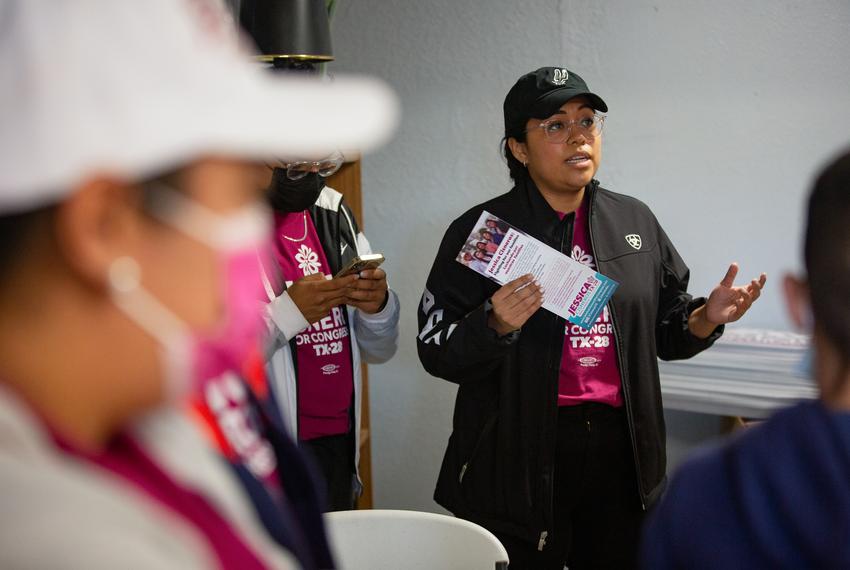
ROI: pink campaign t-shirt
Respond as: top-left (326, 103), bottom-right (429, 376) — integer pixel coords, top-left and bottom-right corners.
top-left (557, 199), bottom-right (623, 407)
top-left (273, 211), bottom-right (354, 441)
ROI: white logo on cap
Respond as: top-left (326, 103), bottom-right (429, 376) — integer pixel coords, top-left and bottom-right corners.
top-left (552, 69), bottom-right (569, 86)
top-left (625, 234), bottom-right (642, 250)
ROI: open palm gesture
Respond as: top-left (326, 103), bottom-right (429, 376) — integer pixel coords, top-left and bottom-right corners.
top-left (705, 263), bottom-right (767, 325)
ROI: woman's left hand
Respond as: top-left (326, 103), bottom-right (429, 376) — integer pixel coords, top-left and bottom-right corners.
top-left (688, 263), bottom-right (767, 339)
top-left (346, 268), bottom-right (389, 314)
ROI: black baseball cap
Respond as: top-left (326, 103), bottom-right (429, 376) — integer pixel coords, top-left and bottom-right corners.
top-left (504, 67), bottom-right (608, 139)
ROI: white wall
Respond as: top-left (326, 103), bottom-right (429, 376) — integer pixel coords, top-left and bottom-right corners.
top-left (329, 0), bottom-right (850, 511)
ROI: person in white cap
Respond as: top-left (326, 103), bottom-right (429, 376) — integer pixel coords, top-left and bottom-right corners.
top-left (0, 0), bottom-right (397, 568)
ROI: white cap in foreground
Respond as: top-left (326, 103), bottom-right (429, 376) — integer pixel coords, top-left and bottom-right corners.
top-left (0, 0), bottom-right (399, 213)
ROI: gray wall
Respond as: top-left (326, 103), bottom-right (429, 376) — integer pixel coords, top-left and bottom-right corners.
top-left (330, 0), bottom-right (850, 511)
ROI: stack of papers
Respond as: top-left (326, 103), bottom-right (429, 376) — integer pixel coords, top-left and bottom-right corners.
top-left (659, 327), bottom-right (816, 419)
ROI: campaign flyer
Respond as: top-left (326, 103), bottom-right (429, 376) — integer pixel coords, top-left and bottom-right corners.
top-left (456, 210), bottom-right (619, 329)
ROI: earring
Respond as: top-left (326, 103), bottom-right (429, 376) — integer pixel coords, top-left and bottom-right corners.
top-left (108, 256), bottom-right (142, 293)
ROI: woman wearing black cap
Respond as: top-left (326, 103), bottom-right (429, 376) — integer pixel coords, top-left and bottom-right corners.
top-left (416, 67), bottom-right (766, 569)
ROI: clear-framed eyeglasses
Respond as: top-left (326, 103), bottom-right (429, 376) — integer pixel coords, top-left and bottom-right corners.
top-left (528, 115), bottom-right (606, 144)
top-left (279, 151), bottom-right (344, 180)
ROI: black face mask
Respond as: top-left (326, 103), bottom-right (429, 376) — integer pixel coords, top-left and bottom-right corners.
top-left (267, 169), bottom-right (325, 213)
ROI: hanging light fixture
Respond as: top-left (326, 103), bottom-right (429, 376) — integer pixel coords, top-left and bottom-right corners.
top-left (239, 0), bottom-right (333, 70)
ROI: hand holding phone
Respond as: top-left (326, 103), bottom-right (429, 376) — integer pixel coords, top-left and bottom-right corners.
top-left (287, 273), bottom-right (359, 324)
top-left (341, 254), bottom-right (389, 314)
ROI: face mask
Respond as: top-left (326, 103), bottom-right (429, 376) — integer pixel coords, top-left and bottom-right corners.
top-left (108, 187), bottom-right (272, 401)
top-left (267, 168), bottom-right (325, 213)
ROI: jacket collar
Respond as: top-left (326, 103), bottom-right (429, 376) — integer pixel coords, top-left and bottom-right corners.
top-left (511, 175), bottom-right (599, 245)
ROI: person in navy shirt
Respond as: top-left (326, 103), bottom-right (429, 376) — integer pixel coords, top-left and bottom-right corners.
top-left (641, 149), bottom-right (850, 569)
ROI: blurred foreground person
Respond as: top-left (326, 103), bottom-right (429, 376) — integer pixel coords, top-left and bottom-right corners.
top-left (0, 0), bottom-right (396, 568)
top-left (641, 149), bottom-right (850, 569)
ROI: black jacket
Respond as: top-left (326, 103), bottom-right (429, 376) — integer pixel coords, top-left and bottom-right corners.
top-left (416, 177), bottom-right (723, 548)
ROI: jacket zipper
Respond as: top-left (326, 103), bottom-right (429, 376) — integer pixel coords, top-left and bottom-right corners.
top-left (538, 531), bottom-right (549, 551)
top-left (537, 212), bottom-right (574, 551)
top-left (586, 184), bottom-right (647, 510)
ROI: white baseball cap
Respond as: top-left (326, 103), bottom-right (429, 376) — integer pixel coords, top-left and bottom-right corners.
top-left (0, 0), bottom-right (400, 214)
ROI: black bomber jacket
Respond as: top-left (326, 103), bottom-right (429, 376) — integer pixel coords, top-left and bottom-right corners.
top-left (416, 177), bottom-right (723, 549)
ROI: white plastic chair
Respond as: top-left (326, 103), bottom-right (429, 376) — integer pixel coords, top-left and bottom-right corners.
top-left (323, 509), bottom-right (510, 570)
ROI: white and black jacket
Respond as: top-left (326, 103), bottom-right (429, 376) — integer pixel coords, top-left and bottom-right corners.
top-left (417, 177), bottom-right (722, 549)
top-left (265, 186), bottom-right (399, 493)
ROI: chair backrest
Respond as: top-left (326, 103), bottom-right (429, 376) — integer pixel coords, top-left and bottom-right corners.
top-left (323, 509), bottom-right (510, 570)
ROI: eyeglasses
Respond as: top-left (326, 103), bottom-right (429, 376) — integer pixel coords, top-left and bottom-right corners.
top-left (279, 151), bottom-right (344, 180)
top-left (527, 115), bottom-right (606, 144)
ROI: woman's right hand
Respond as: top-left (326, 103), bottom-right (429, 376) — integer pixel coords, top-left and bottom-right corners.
top-left (487, 274), bottom-right (544, 336)
top-left (288, 273), bottom-right (359, 324)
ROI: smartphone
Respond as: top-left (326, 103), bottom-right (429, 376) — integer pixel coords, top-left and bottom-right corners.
top-left (334, 253), bottom-right (385, 278)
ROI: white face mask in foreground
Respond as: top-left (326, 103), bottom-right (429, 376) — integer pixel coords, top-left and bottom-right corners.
top-left (108, 187), bottom-right (272, 402)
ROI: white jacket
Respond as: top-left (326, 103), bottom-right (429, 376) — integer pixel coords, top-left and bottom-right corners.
top-left (265, 187), bottom-right (400, 491)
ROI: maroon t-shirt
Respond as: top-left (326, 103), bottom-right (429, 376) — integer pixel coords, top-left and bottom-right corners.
top-left (273, 211), bottom-right (354, 441)
top-left (54, 432), bottom-right (267, 570)
top-left (558, 198), bottom-right (624, 407)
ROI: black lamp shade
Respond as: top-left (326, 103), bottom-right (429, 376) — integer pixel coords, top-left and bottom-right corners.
top-left (240, 0), bottom-right (333, 62)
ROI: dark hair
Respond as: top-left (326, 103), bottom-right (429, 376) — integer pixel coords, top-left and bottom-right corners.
top-left (805, 149), bottom-right (850, 373)
top-left (0, 206), bottom-right (55, 279)
top-left (501, 134), bottom-right (528, 183)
